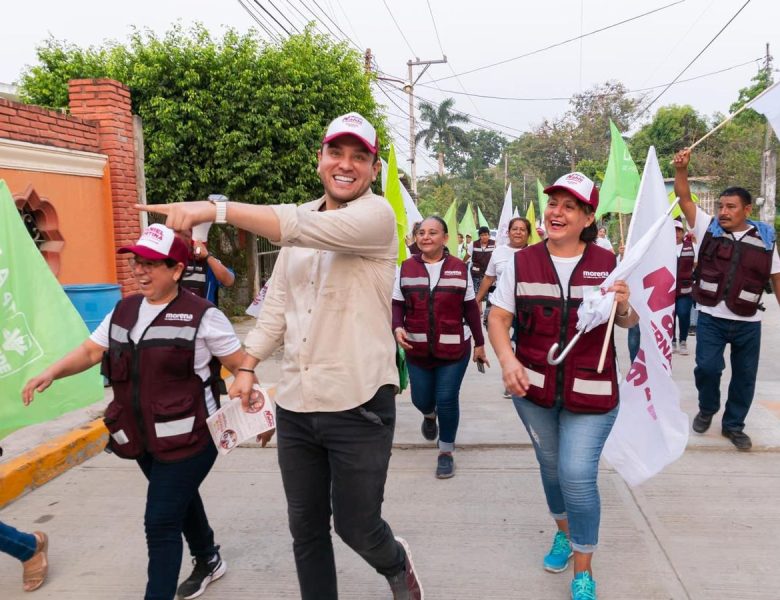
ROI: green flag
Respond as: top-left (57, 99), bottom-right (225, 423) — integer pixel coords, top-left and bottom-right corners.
top-left (0, 180), bottom-right (103, 440)
top-left (667, 190), bottom-right (699, 219)
top-left (596, 119), bottom-right (640, 219)
top-left (383, 145), bottom-right (408, 265)
top-left (526, 203), bottom-right (542, 245)
top-left (458, 202), bottom-right (478, 238)
top-left (477, 206), bottom-right (490, 229)
top-left (536, 178), bottom-right (548, 218)
top-left (442, 199), bottom-right (459, 257)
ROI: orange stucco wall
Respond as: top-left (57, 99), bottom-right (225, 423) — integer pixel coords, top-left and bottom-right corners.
top-left (1, 168), bottom-right (118, 285)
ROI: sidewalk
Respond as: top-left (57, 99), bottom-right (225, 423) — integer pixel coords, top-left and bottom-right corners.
top-left (1, 306), bottom-right (779, 598)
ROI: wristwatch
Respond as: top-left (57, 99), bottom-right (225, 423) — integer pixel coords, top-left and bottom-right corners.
top-left (208, 194), bottom-right (228, 224)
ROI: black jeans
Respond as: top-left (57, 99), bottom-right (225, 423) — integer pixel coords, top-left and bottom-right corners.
top-left (277, 384), bottom-right (405, 600)
top-left (137, 443), bottom-right (218, 600)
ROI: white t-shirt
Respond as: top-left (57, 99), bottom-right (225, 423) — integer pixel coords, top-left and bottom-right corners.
top-left (90, 299), bottom-right (241, 414)
top-left (393, 258), bottom-right (476, 339)
top-left (595, 237), bottom-right (614, 253)
top-left (492, 252), bottom-right (582, 313)
top-left (690, 206), bottom-right (780, 322)
top-left (486, 245), bottom-right (523, 280)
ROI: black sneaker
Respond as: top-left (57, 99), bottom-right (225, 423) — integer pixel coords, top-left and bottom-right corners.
top-left (420, 416), bottom-right (438, 441)
top-left (722, 429), bottom-right (752, 451)
top-left (692, 411), bottom-right (713, 433)
top-left (177, 550), bottom-right (226, 599)
top-left (435, 453), bottom-right (454, 479)
top-left (386, 536), bottom-right (424, 600)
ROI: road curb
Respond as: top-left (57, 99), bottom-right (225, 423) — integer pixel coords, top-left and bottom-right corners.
top-left (0, 419), bottom-right (108, 509)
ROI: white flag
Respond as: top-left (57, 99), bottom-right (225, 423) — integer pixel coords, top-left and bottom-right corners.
top-left (381, 158), bottom-right (423, 228)
top-left (495, 184), bottom-right (513, 246)
top-left (512, 206), bottom-right (520, 218)
top-left (602, 147), bottom-right (689, 486)
top-left (748, 81), bottom-right (780, 140)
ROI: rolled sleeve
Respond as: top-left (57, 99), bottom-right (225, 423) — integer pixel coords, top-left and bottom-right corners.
top-left (271, 193), bottom-right (396, 259)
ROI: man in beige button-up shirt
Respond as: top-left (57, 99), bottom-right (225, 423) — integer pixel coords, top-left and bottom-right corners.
top-left (140, 113), bottom-right (423, 600)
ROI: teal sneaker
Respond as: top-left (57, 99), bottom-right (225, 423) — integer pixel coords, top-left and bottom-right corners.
top-left (543, 530), bottom-right (572, 573)
top-left (571, 571), bottom-right (597, 600)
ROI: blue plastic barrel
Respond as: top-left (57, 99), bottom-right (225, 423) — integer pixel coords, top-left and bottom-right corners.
top-left (63, 284), bottom-right (122, 333)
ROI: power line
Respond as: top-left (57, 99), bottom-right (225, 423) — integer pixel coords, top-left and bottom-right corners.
top-left (236, 0), bottom-right (281, 41)
top-left (250, 0), bottom-right (293, 37)
top-left (430, 0), bottom-right (686, 82)
top-left (305, 0), bottom-right (363, 51)
top-left (416, 57), bottom-right (762, 102)
top-left (635, 0), bottom-right (754, 119)
top-left (266, 0), bottom-right (302, 34)
top-left (331, 0), bottom-right (364, 49)
top-left (378, 0), bottom-right (417, 56)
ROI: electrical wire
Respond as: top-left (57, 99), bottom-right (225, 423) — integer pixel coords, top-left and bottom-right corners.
top-left (429, 0), bottom-right (686, 82)
top-left (236, 0), bottom-right (281, 41)
top-left (266, 0), bottom-right (302, 34)
top-left (378, 0), bottom-right (417, 56)
top-left (305, 0), bottom-right (364, 51)
top-left (250, 0), bottom-right (293, 37)
top-left (634, 0), bottom-right (754, 119)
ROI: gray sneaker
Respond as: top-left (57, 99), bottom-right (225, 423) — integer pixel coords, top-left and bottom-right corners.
top-left (435, 453), bottom-right (454, 479)
top-left (679, 341), bottom-right (689, 355)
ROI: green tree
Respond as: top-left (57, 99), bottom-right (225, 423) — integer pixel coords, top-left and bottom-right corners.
top-left (416, 98), bottom-right (469, 177)
top-left (445, 129), bottom-right (507, 179)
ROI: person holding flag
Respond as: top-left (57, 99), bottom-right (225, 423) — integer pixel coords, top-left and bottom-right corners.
top-left (674, 148), bottom-right (780, 450)
top-left (487, 172), bottom-right (637, 600)
top-left (393, 216), bottom-right (487, 479)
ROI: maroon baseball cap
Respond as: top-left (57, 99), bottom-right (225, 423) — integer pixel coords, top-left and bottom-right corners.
top-left (118, 224), bottom-right (190, 265)
top-left (544, 172), bottom-right (599, 211)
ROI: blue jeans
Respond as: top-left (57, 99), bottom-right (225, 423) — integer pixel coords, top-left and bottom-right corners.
top-left (276, 386), bottom-right (404, 600)
top-left (407, 352), bottom-right (470, 452)
top-left (628, 324), bottom-right (640, 363)
top-left (673, 295), bottom-right (693, 342)
top-left (513, 397), bottom-right (617, 553)
top-left (0, 520), bottom-right (37, 562)
top-left (137, 443), bottom-right (219, 600)
top-left (694, 311), bottom-right (762, 432)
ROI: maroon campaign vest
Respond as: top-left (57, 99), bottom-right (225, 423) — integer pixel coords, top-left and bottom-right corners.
top-left (101, 290), bottom-right (222, 462)
top-left (181, 259), bottom-right (207, 298)
top-left (676, 235), bottom-right (695, 297)
top-left (399, 254), bottom-right (469, 360)
top-left (470, 239), bottom-right (495, 276)
top-left (693, 228), bottom-right (773, 317)
top-left (513, 242), bottom-right (618, 414)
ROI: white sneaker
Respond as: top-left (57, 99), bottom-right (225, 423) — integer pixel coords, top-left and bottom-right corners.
top-left (679, 341), bottom-right (689, 355)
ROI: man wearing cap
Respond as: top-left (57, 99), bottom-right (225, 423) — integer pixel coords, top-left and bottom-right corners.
top-left (138, 113), bottom-right (423, 600)
top-left (674, 148), bottom-right (780, 450)
top-left (23, 224), bottom-right (250, 600)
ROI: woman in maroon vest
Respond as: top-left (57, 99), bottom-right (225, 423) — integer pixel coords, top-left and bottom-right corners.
top-left (487, 173), bottom-right (638, 600)
top-left (22, 224), bottom-right (254, 600)
top-left (393, 216), bottom-right (487, 479)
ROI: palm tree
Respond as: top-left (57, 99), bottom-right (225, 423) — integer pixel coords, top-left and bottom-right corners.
top-left (415, 98), bottom-right (470, 177)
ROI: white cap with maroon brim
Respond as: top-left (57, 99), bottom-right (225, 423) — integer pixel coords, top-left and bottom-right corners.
top-left (322, 112), bottom-right (378, 154)
top-left (118, 223), bottom-right (190, 265)
top-left (544, 172), bottom-right (599, 211)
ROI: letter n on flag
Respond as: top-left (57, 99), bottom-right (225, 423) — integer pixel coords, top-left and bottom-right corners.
top-left (602, 148), bottom-right (689, 486)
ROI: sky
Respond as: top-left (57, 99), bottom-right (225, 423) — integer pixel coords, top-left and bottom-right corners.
top-left (2, 0), bottom-right (778, 175)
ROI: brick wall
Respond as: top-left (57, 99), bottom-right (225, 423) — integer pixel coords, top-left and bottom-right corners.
top-left (0, 98), bottom-right (100, 153)
top-left (68, 79), bottom-right (141, 294)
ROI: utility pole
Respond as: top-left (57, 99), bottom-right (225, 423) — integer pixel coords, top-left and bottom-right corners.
top-left (504, 152), bottom-right (509, 192)
top-left (364, 48), bottom-right (372, 75)
top-left (404, 57), bottom-right (447, 198)
top-left (759, 43), bottom-right (776, 225)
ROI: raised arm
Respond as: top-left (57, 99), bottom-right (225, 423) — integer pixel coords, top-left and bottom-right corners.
top-left (673, 148), bottom-right (696, 229)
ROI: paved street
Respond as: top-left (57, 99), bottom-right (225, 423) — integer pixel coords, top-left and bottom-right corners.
top-left (2, 303), bottom-right (780, 599)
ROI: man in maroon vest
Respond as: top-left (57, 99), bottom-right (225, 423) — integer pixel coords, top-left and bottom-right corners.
top-left (470, 226), bottom-right (495, 305)
top-left (673, 219), bottom-right (696, 355)
top-left (675, 148), bottom-right (780, 450)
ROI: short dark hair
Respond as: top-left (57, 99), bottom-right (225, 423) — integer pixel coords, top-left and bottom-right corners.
top-left (579, 204), bottom-right (597, 243)
top-left (478, 226), bottom-right (490, 235)
top-left (422, 215), bottom-right (448, 234)
top-left (509, 217), bottom-right (531, 234)
top-left (164, 258), bottom-right (179, 268)
top-left (720, 187), bottom-right (752, 206)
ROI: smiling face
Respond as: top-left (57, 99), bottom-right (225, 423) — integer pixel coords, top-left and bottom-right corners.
top-left (417, 217), bottom-right (448, 259)
top-left (129, 255), bottom-right (183, 304)
top-left (508, 220), bottom-right (529, 248)
top-left (544, 191), bottom-right (594, 245)
top-left (717, 194), bottom-right (752, 232)
top-left (317, 137), bottom-right (380, 207)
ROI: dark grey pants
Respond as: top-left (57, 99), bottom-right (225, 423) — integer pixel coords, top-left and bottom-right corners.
top-left (276, 384), bottom-right (405, 600)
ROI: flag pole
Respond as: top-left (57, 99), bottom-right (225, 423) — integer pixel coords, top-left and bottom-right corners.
top-left (597, 301), bottom-right (619, 374)
top-left (688, 82), bottom-right (779, 151)
top-left (617, 198), bottom-right (625, 247)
